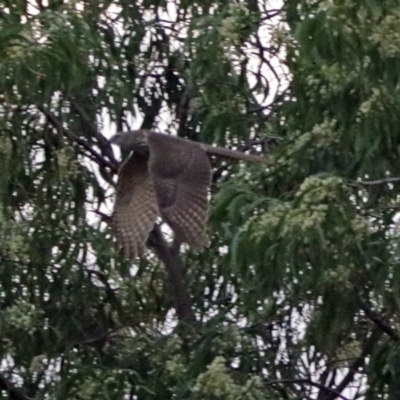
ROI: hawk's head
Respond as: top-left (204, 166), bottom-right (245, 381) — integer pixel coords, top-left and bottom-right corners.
top-left (110, 130), bottom-right (149, 154)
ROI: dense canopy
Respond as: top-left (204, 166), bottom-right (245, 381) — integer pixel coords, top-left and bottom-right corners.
top-left (1, 0), bottom-right (400, 399)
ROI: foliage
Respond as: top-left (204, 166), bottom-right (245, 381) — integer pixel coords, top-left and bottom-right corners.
top-left (1, 0), bottom-right (400, 399)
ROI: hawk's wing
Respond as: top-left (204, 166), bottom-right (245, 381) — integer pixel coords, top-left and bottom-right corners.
top-left (111, 152), bottom-right (159, 258)
top-left (146, 132), bottom-right (211, 249)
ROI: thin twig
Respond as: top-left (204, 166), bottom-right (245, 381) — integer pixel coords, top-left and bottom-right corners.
top-left (264, 378), bottom-right (349, 400)
top-left (351, 177), bottom-right (400, 186)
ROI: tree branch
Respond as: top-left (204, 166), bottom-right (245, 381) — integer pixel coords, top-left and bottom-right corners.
top-left (264, 378), bottom-right (349, 400)
top-left (360, 304), bottom-right (400, 341)
top-left (351, 177), bottom-right (400, 186)
top-left (37, 106), bottom-right (118, 180)
top-left (68, 98), bottom-right (119, 167)
top-left (148, 225), bottom-right (196, 326)
top-left (0, 373), bottom-right (35, 400)
top-left (322, 328), bottom-right (383, 400)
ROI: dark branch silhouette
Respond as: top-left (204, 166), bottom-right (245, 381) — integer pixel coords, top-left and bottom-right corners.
top-left (0, 373), bottom-right (35, 400)
top-left (264, 378), bottom-right (350, 400)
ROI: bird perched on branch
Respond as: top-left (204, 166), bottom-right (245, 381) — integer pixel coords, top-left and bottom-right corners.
top-left (110, 129), bottom-right (267, 258)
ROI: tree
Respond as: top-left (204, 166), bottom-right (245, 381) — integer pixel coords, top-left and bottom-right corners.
top-left (0, 0), bottom-right (400, 399)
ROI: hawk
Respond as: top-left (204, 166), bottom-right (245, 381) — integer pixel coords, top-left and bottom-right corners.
top-left (110, 130), bottom-right (266, 258)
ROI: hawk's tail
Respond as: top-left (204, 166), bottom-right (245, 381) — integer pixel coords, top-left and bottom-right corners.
top-left (202, 144), bottom-right (268, 164)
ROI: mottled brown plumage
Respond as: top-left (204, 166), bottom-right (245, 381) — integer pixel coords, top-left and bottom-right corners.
top-left (112, 151), bottom-right (159, 258)
top-left (110, 130), bottom-right (266, 258)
